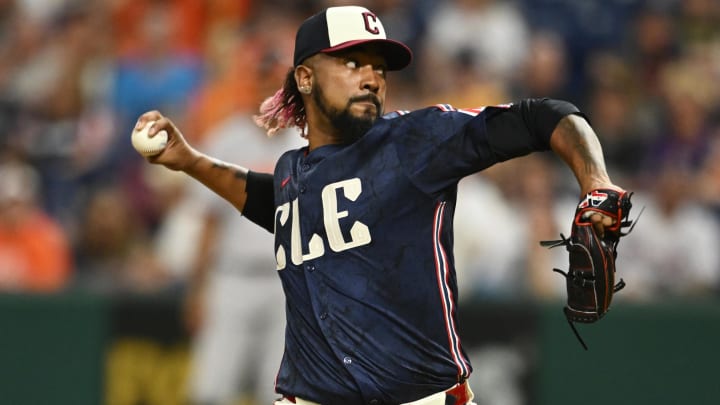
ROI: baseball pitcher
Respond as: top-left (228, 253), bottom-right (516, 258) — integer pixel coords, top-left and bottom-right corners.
top-left (133, 6), bottom-right (633, 405)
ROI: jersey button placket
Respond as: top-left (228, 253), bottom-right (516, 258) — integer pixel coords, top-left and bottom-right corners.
top-left (342, 356), bottom-right (352, 366)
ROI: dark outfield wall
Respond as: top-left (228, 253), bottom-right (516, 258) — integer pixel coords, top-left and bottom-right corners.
top-left (1, 293), bottom-right (719, 405)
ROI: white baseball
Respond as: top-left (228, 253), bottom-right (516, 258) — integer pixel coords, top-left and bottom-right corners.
top-left (131, 120), bottom-right (168, 157)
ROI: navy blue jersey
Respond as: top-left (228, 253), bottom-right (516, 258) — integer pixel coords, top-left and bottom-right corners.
top-left (268, 100), bottom-right (577, 404)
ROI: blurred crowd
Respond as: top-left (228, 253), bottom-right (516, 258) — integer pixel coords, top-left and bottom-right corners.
top-left (0, 0), bottom-right (719, 303)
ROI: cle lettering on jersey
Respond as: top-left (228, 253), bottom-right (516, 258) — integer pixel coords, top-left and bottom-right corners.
top-left (274, 177), bottom-right (371, 270)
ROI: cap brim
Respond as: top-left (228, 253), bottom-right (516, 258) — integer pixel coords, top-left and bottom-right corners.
top-left (321, 39), bottom-right (412, 71)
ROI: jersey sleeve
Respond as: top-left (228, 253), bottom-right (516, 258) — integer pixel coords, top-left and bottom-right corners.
top-left (242, 171), bottom-right (275, 233)
top-left (485, 98), bottom-right (582, 161)
top-left (392, 98), bottom-right (582, 195)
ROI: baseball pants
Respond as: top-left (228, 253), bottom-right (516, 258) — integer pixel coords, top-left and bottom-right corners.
top-left (274, 381), bottom-right (476, 405)
top-left (189, 273), bottom-right (285, 404)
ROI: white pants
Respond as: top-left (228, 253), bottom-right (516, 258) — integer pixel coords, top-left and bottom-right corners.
top-left (188, 273), bottom-right (286, 405)
top-left (273, 383), bottom-right (476, 405)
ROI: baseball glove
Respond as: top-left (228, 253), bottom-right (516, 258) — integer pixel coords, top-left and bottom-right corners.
top-left (541, 188), bottom-right (638, 350)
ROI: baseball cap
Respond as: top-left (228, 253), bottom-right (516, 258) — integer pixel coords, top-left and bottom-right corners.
top-left (293, 6), bottom-right (412, 71)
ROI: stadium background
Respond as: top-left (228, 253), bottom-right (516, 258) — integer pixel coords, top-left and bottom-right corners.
top-left (1, 0), bottom-right (719, 404)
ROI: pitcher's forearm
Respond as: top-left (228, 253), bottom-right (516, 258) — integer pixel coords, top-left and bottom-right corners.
top-left (550, 114), bottom-right (613, 195)
top-left (183, 152), bottom-right (250, 212)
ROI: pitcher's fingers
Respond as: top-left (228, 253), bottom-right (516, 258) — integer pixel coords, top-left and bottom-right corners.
top-left (149, 116), bottom-right (176, 136)
top-left (135, 110), bottom-right (163, 130)
top-left (590, 213), bottom-right (615, 237)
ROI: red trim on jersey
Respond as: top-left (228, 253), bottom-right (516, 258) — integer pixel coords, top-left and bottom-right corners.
top-left (458, 107), bottom-right (485, 116)
top-left (434, 103), bottom-right (455, 112)
top-left (432, 202), bottom-right (470, 379)
top-left (434, 102), bottom-right (513, 116)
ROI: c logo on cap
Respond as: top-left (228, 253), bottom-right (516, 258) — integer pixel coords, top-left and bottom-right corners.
top-left (362, 12), bottom-right (380, 35)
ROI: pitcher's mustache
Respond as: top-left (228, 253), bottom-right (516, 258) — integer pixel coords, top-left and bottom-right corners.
top-left (350, 94), bottom-right (381, 109)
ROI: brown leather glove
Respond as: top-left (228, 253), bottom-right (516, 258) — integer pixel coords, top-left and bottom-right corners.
top-left (541, 188), bottom-right (638, 349)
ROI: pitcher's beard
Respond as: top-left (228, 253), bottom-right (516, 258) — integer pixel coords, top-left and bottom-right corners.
top-left (313, 86), bottom-right (381, 143)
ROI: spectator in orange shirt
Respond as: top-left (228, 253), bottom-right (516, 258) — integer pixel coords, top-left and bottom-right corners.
top-left (0, 158), bottom-right (72, 293)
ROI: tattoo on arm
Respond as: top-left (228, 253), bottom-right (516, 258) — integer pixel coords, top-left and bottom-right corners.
top-left (557, 117), bottom-right (599, 176)
top-left (211, 160), bottom-right (230, 170)
top-left (552, 115), bottom-right (610, 192)
top-left (211, 159), bottom-right (247, 180)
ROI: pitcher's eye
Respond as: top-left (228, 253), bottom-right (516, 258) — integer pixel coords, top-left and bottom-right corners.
top-left (345, 59), bottom-right (358, 69)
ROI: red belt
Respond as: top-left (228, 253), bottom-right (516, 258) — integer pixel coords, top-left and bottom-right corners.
top-left (284, 380), bottom-right (471, 405)
top-left (445, 381), bottom-right (471, 405)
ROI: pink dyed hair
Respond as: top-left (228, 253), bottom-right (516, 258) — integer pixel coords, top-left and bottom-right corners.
top-left (253, 69), bottom-right (307, 137)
